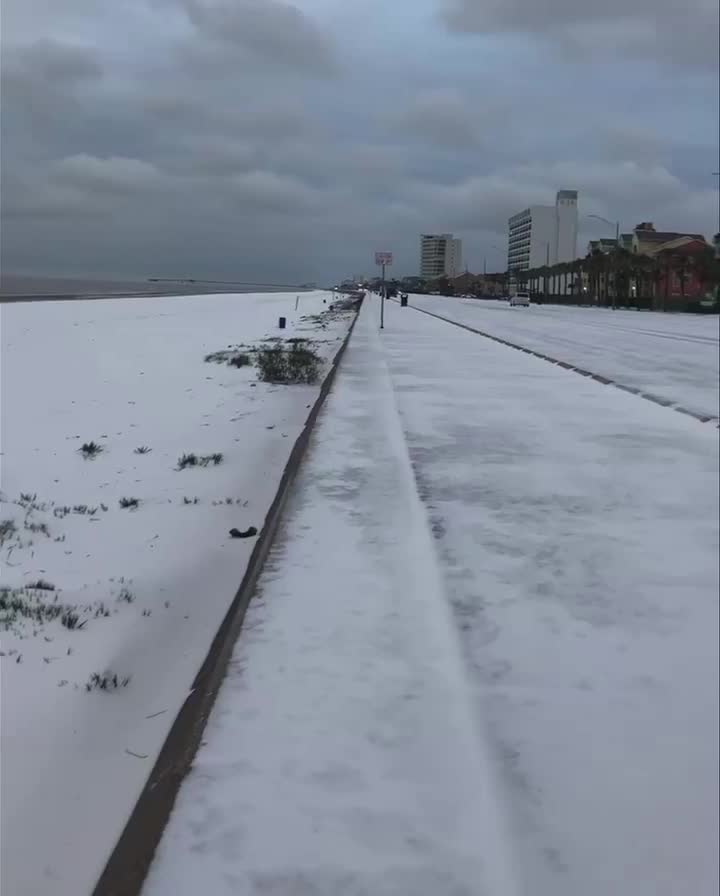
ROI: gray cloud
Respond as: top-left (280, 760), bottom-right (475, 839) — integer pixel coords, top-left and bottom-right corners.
top-left (442, 0), bottom-right (720, 69)
top-left (395, 88), bottom-right (487, 148)
top-left (180, 0), bottom-right (338, 75)
top-left (2, 39), bottom-right (102, 83)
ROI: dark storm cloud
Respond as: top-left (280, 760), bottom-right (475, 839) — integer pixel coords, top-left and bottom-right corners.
top-left (0, 0), bottom-right (717, 281)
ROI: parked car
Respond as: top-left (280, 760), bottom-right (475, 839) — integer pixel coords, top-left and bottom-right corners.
top-left (509, 292), bottom-right (531, 307)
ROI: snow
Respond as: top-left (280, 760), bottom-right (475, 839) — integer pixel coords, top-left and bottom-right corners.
top-left (143, 292), bottom-right (518, 896)
top-left (145, 294), bottom-right (718, 896)
top-left (0, 289), bottom-right (353, 896)
top-left (408, 295), bottom-right (720, 421)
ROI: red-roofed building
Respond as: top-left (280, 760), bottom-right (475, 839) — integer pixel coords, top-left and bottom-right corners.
top-left (654, 237), bottom-right (712, 300)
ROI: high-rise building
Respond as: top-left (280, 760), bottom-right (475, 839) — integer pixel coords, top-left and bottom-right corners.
top-left (420, 234), bottom-right (462, 280)
top-left (507, 190), bottom-right (578, 274)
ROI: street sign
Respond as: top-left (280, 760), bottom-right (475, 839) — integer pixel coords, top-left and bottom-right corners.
top-left (375, 252), bottom-right (393, 266)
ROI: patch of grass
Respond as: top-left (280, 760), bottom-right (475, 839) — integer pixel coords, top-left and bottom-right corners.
top-left (27, 579), bottom-right (56, 591)
top-left (177, 452), bottom-right (198, 470)
top-left (25, 521), bottom-right (50, 536)
top-left (1, 586), bottom-right (69, 630)
top-left (61, 610), bottom-right (83, 630)
top-left (85, 671), bottom-right (131, 692)
top-left (79, 441), bottom-right (104, 459)
top-left (255, 343), bottom-right (321, 385)
top-left (205, 348), bottom-right (254, 367)
top-left (117, 588), bottom-right (135, 604)
top-left (118, 497), bottom-right (140, 510)
top-left (183, 496), bottom-right (200, 505)
top-left (134, 445), bottom-right (152, 455)
top-left (176, 452), bottom-right (223, 470)
top-left (0, 519), bottom-right (17, 544)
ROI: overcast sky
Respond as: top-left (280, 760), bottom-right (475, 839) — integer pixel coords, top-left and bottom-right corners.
top-left (2, 0), bottom-right (718, 283)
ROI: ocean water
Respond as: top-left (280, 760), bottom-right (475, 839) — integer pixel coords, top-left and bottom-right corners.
top-left (0, 274), bottom-right (295, 301)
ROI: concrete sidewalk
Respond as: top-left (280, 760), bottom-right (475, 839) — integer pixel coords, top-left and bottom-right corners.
top-left (143, 295), bottom-right (518, 896)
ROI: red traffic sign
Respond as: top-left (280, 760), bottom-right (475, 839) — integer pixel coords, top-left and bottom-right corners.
top-left (375, 252), bottom-right (393, 266)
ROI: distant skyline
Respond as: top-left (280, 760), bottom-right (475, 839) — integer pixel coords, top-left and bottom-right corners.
top-left (2, 0), bottom-right (718, 283)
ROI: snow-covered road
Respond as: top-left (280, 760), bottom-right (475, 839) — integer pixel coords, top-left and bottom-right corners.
top-left (408, 295), bottom-right (720, 421)
top-left (145, 295), bottom-right (718, 896)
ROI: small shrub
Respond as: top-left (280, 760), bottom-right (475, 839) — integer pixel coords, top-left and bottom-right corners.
top-left (79, 441), bottom-right (104, 459)
top-left (229, 353), bottom-right (251, 368)
top-left (286, 344), bottom-right (321, 384)
top-left (255, 343), bottom-right (321, 384)
top-left (134, 446), bottom-right (152, 455)
top-left (183, 496), bottom-right (200, 505)
top-left (207, 452), bottom-right (223, 466)
top-left (118, 497), bottom-right (140, 510)
top-left (255, 344), bottom-right (287, 383)
top-left (117, 588), bottom-right (135, 604)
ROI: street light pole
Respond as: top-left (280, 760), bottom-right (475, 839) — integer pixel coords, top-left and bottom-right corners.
top-left (380, 262), bottom-right (385, 330)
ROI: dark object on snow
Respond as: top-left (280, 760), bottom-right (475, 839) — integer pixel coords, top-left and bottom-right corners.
top-left (278, 316), bottom-right (286, 329)
top-left (400, 293), bottom-right (408, 307)
top-left (229, 526), bottom-right (258, 539)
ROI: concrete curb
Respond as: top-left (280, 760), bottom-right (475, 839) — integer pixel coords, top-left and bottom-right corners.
top-left (404, 301), bottom-right (718, 426)
top-left (92, 302), bottom-right (363, 896)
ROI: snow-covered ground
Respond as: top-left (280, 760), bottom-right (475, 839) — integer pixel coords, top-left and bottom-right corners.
top-left (144, 295), bottom-right (718, 895)
top-left (0, 290), bottom-right (354, 896)
top-left (408, 295), bottom-right (720, 421)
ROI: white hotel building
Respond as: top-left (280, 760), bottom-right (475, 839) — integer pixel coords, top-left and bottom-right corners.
top-left (420, 234), bottom-right (463, 280)
top-left (507, 190), bottom-right (578, 275)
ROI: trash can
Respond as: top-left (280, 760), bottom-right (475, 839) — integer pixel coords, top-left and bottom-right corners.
top-left (400, 294), bottom-right (408, 307)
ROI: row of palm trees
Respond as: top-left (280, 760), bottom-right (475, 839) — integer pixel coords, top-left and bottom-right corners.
top-left (515, 245), bottom-right (720, 308)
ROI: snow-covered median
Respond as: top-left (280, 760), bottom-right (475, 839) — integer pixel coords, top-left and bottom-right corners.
top-left (0, 289), bottom-right (356, 896)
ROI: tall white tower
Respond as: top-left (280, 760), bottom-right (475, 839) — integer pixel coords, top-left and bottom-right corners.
top-left (554, 190), bottom-right (578, 264)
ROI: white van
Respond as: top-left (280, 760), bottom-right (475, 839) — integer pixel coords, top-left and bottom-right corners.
top-left (509, 292), bottom-right (531, 307)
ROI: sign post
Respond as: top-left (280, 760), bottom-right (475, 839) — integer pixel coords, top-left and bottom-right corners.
top-left (374, 252), bottom-right (393, 329)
